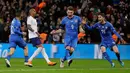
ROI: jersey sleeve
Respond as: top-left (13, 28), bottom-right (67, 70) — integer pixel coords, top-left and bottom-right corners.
top-left (27, 17), bottom-right (36, 32)
top-left (27, 17), bottom-right (32, 25)
top-left (85, 22), bottom-right (98, 30)
top-left (12, 21), bottom-right (22, 35)
top-left (78, 16), bottom-right (82, 25)
top-left (60, 17), bottom-right (66, 29)
top-left (109, 23), bottom-right (122, 40)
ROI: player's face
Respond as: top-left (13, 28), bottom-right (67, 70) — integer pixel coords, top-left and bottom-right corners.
top-left (31, 9), bottom-right (36, 16)
top-left (98, 15), bottom-right (104, 22)
top-left (67, 10), bottom-right (74, 17)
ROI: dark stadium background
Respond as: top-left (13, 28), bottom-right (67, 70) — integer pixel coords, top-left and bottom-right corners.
top-left (0, 0), bottom-right (130, 44)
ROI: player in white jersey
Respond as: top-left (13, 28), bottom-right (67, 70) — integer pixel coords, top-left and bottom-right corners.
top-left (27, 8), bottom-right (57, 67)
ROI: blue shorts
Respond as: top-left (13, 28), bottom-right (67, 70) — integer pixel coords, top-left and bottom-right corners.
top-left (100, 39), bottom-right (116, 49)
top-left (64, 35), bottom-right (78, 49)
top-left (9, 35), bottom-right (26, 49)
top-left (30, 37), bottom-right (42, 47)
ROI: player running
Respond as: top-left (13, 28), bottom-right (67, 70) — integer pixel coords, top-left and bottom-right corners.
top-left (51, 6), bottom-right (82, 68)
top-left (5, 12), bottom-right (29, 67)
top-left (27, 8), bottom-right (57, 67)
top-left (82, 13), bottom-right (125, 67)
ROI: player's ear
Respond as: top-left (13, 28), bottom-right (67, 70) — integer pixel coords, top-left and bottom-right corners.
top-left (66, 10), bottom-right (68, 14)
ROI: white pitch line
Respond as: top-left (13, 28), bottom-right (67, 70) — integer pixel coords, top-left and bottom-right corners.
top-left (0, 69), bottom-right (84, 72)
top-left (89, 68), bottom-right (130, 70)
top-left (0, 68), bottom-right (130, 72)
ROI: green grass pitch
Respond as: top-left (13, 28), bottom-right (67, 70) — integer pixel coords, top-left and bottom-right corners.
top-left (0, 58), bottom-right (130, 73)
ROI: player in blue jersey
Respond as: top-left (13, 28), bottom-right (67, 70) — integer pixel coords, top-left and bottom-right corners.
top-left (82, 13), bottom-right (126, 67)
top-left (51, 6), bottom-right (82, 68)
top-left (5, 12), bottom-right (29, 67)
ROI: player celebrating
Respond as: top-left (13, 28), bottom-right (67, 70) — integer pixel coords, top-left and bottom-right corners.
top-left (83, 13), bottom-right (125, 67)
top-left (5, 12), bottom-right (29, 67)
top-left (27, 8), bottom-right (57, 67)
top-left (51, 6), bottom-right (82, 68)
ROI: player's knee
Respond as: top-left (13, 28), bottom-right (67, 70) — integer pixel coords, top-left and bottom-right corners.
top-left (113, 49), bottom-right (119, 53)
top-left (112, 46), bottom-right (119, 53)
top-left (70, 48), bottom-right (74, 52)
top-left (101, 46), bottom-right (106, 52)
top-left (42, 48), bottom-right (46, 53)
top-left (66, 46), bottom-right (71, 50)
top-left (9, 48), bottom-right (15, 55)
top-left (9, 50), bottom-right (15, 55)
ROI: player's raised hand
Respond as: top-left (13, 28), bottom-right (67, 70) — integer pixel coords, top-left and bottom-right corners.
top-left (82, 19), bottom-right (87, 25)
top-left (50, 30), bottom-right (56, 34)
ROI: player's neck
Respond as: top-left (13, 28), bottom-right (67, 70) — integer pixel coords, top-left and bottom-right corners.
top-left (101, 20), bottom-right (106, 24)
top-left (15, 17), bottom-right (20, 20)
top-left (30, 14), bottom-right (35, 18)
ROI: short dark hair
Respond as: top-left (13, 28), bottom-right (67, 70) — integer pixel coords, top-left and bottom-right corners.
top-left (97, 13), bottom-right (105, 17)
top-left (67, 6), bottom-right (74, 11)
top-left (15, 11), bottom-right (21, 17)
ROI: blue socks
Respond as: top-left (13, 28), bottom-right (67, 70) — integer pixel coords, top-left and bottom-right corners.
top-left (103, 52), bottom-right (113, 64)
top-left (25, 56), bottom-right (29, 62)
top-left (6, 55), bottom-right (11, 61)
top-left (63, 49), bottom-right (70, 61)
top-left (115, 53), bottom-right (121, 62)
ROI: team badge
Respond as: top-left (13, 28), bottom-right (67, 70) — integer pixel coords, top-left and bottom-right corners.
top-left (75, 20), bottom-right (78, 23)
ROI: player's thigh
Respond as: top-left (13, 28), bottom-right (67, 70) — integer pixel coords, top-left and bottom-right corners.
top-left (100, 42), bottom-right (107, 48)
top-left (9, 47), bottom-right (16, 54)
top-left (17, 37), bottom-right (27, 49)
top-left (100, 42), bottom-right (107, 52)
top-left (64, 36), bottom-right (71, 49)
top-left (100, 46), bottom-right (107, 52)
top-left (70, 37), bottom-right (78, 51)
top-left (112, 45), bottom-right (119, 53)
top-left (31, 37), bottom-right (43, 48)
top-left (9, 38), bottom-right (17, 49)
top-left (108, 40), bottom-right (117, 51)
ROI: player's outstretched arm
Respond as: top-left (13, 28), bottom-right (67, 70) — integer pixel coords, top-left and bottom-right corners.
top-left (110, 24), bottom-right (126, 44)
top-left (50, 29), bottom-right (64, 34)
top-left (82, 20), bottom-right (98, 30)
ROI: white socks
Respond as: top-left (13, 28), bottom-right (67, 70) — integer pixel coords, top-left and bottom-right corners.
top-left (29, 47), bottom-right (42, 61)
top-left (29, 47), bottom-right (51, 63)
top-left (41, 48), bottom-right (50, 63)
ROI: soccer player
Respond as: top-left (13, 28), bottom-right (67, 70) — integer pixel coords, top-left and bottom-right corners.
top-left (82, 13), bottom-right (125, 67)
top-left (51, 6), bottom-right (82, 68)
top-left (5, 12), bottom-right (29, 67)
top-left (27, 8), bottom-right (57, 67)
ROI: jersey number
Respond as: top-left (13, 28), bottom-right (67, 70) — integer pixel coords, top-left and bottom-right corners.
top-left (71, 25), bottom-right (74, 29)
top-left (11, 26), bottom-right (14, 34)
top-left (101, 30), bottom-right (106, 34)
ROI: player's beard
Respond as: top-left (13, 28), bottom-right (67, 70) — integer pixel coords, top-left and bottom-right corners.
top-left (68, 15), bottom-right (73, 18)
top-left (98, 20), bottom-right (102, 23)
top-left (99, 19), bottom-right (106, 24)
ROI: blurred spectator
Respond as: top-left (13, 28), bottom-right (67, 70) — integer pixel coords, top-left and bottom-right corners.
top-left (100, 2), bottom-right (106, 13)
top-left (0, 0), bottom-right (130, 44)
top-left (21, 21), bottom-right (28, 42)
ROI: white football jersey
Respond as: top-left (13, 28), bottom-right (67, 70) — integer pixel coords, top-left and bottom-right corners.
top-left (27, 16), bottom-right (38, 39)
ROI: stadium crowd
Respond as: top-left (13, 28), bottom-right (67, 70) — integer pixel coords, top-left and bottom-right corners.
top-left (0, 0), bottom-right (130, 44)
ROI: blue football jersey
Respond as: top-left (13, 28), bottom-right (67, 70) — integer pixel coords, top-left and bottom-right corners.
top-left (9, 18), bottom-right (26, 49)
top-left (85, 21), bottom-right (122, 41)
top-left (10, 18), bottom-right (22, 35)
top-left (61, 15), bottom-right (81, 36)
